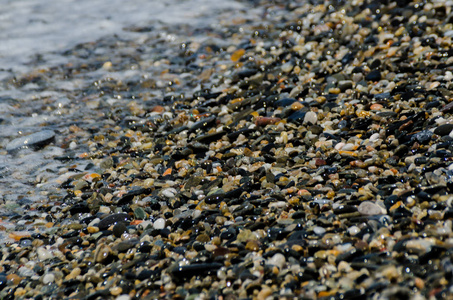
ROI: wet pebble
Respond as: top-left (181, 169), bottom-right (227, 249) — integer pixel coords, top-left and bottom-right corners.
top-left (98, 213), bottom-right (132, 230)
top-left (6, 130), bottom-right (55, 152)
top-left (358, 201), bottom-right (386, 216)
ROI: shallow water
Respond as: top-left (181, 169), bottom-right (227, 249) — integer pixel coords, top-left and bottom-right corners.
top-left (0, 0), bottom-right (251, 210)
top-left (0, 0), bottom-right (245, 76)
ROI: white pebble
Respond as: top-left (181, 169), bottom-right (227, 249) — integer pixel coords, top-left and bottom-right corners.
top-left (88, 217), bottom-right (101, 227)
top-left (153, 218), bottom-right (166, 229)
top-left (336, 243), bottom-right (352, 252)
top-left (347, 226), bottom-right (360, 236)
top-left (98, 206), bottom-right (111, 214)
top-left (116, 295), bottom-right (131, 300)
top-left (335, 142), bottom-right (345, 150)
top-left (268, 253), bottom-right (286, 269)
top-left (358, 201), bottom-right (386, 216)
top-left (162, 188), bottom-right (175, 198)
top-left (369, 133), bottom-right (380, 142)
top-left (281, 62), bottom-right (293, 73)
top-left (37, 247), bottom-right (53, 261)
top-left (313, 226), bottom-right (326, 236)
top-left (18, 266), bottom-right (35, 277)
top-left (341, 143), bottom-right (355, 151)
top-left (269, 201), bottom-right (287, 209)
top-left (42, 273), bottom-right (55, 284)
top-left (304, 111), bottom-right (317, 125)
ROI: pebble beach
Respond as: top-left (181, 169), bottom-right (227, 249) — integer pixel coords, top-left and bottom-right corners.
top-left (1, 0), bottom-right (453, 299)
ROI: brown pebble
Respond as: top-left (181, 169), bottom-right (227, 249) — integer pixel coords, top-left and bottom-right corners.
top-left (152, 105), bottom-right (165, 113)
top-left (7, 274), bottom-right (23, 285)
top-left (415, 277), bottom-right (425, 289)
top-left (245, 240), bottom-right (260, 251)
top-left (196, 233), bottom-right (211, 243)
top-left (255, 116), bottom-right (281, 126)
top-left (315, 158), bottom-right (326, 166)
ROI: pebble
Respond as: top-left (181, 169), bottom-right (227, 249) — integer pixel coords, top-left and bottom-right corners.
top-left (112, 222), bottom-right (128, 238)
top-left (162, 188), bottom-right (176, 198)
top-left (304, 111), bottom-right (317, 125)
top-left (347, 226), bottom-right (360, 236)
top-left (313, 226), bottom-right (326, 236)
top-left (267, 253), bottom-right (286, 269)
top-left (42, 273), bottom-right (55, 284)
top-left (153, 218), bottom-right (166, 229)
top-left (358, 201), bottom-right (385, 216)
top-left (6, 130), bottom-right (55, 152)
top-left (98, 213), bottom-right (132, 230)
top-left (36, 247), bottom-right (53, 261)
top-left (434, 124), bottom-right (453, 136)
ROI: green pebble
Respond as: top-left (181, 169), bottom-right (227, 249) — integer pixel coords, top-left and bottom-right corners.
top-left (134, 207), bottom-right (146, 220)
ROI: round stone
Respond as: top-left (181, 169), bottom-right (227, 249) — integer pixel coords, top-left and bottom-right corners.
top-left (153, 218), bottom-right (166, 230)
top-left (6, 130), bottom-right (55, 152)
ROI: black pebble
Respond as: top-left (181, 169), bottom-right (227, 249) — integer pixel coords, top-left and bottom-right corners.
top-left (112, 222), bottom-right (128, 238)
top-left (434, 124), bottom-right (453, 136)
top-left (365, 70), bottom-right (381, 81)
top-left (98, 213), bottom-right (132, 230)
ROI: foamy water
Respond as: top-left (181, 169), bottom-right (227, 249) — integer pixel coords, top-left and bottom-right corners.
top-left (0, 0), bottom-right (245, 77)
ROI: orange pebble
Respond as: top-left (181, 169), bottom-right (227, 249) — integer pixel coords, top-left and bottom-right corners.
top-left (79, 152), bottom-right (89, 158)
top-left (298, 189), bottom-right (311, 196)
top-left (130, 220), bottom-right (143, 226)
top-left (152, 105), bottom-right (165, 113)
top-left (338, 150), bottom-right (358, 157)
top-left (230, 98), bottom-right (243, 104)
top-left (318, 291), bottom-right (335, 297)
top-left (291, 102), bottom-right (304, 110)
top-left (163, 168), bottom-right (172, 176)
top-left (370, 103), bottom-right (383, 111)
top-left (231, 49), bottom-right (245, 62)
top-left (9, 232), bottom-right (31, 241)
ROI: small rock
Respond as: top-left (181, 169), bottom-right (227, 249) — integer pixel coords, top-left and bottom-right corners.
top-left (134, 207), bottom-right (146, 220)
top-left (42, 273), bottom-right (55, 284)
top-left (358, 201), bottom-right (385, 216)
top-left (65, 267), bottom-right (81, 280)
top-left (313, 226), bottom-right (326, 236)
top-left (113, 222), bottom-right (128, 238)
top-left (95, 244), bottom-right (112, 263)
top-left (37, 247), bottom-right (53, 261)
top-left (255, 116), bottom-right (281, 126)
top-left (162, 188), bottom-right (176, 198)
top-left (434, 124), bottom-right (453, 136)
top-left (98, 213), bottom-right (132, 230)
top-left (257, 287), bottom-right (273, 300)
top-left (110, 287), bottom-right (123, 296)
top-left (304, 111), bottom-right (317, 125)
top-left (348, 226), bottom-right (360, 236)
top-left (6, 130), bottom-right (55, 152)
top-left (153, 218), bottom-right (166, 229)
top-left (365, 70), bottom-right (381, 81)
top-left (267, 253), bottom-right (286, 269)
